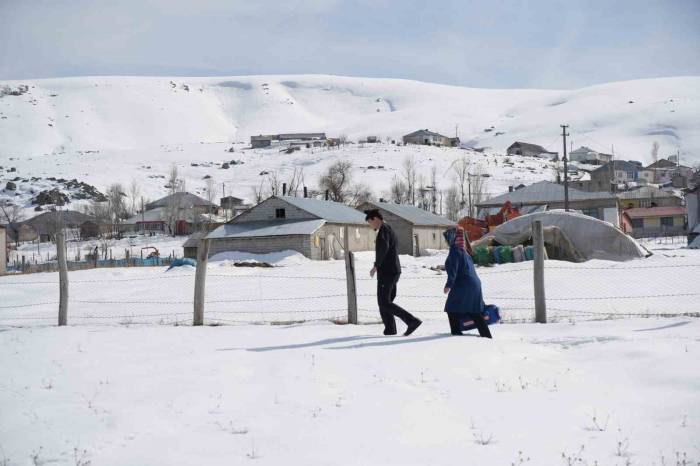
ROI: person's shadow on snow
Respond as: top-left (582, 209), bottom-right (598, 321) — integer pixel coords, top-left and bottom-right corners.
top-left (218, 333), bottom-right (459, 352)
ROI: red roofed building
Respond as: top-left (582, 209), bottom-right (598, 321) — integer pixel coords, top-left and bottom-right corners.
top-left (621, 206), bottom-right (687, 238)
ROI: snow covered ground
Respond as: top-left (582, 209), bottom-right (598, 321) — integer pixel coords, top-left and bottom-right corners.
top-left (1, 243), bottom-right (699, 465)
top-left (0, 318), bottom-right (698, 465)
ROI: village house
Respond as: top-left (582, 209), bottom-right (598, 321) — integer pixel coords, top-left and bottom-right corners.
top-left (506, 142), bottom-right (558, 159)
top-left (646, 158), bottom-right (695, 185)
top-left (402, 129), bottom-right (459, 147)
top-left (250, 133), bottom-right (327, 149)
top-left (476, 181), bottom-right (619, 225)
top-left (572, 160), bottom-right (641, 192)
top-left (220, 195), bottom-right (252, 219)
top-left (205, 196), bottom-right (375, 260)
top-left (19, 210), bottom-right (92, 243)
top-left (620, 206), bottom-right (686, 238)
top-left (122, 192), bottom-right (220, 236)
top-left (356, 201), bottom-right (454, 256)
top-left (568, 146), bottom-right (613, 165)
top-left (617, 186), bottom-right (682, 210)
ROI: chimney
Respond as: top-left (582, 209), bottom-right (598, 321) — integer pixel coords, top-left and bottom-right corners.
top-left (509, 186), bottom-right (514, 192)
top-left (282, 183), bottom-right (287, 196)
top-left (325, 190), bottom-right (329, 201)
top-left (303, 186), bottom-right (308, 198)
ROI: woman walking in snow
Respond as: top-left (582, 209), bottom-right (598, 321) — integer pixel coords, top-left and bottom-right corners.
top-left (442, 227), bottom-right (492, 338)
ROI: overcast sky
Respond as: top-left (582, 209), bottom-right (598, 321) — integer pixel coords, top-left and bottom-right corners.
top-left (1, 0), bottom-right (698, 89)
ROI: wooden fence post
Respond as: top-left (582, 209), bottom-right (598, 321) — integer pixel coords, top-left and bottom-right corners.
top-left (193, 239), bottom-right (210, 326)
top-left (343, 226), bottom-right (358, 324)
top-left (56, 231), bottom-right (69, 326)
top-left (532, 220), bottom-right (547, 324)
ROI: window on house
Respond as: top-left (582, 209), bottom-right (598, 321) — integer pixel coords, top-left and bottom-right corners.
top-left (630, 218), bottom-right (644, 229)
top-left (275, 208), bottom-right (286, 219)
top-left (581, 208), bottom-right (600, 219)
top-left (660, 217), bottom-right (674, 227)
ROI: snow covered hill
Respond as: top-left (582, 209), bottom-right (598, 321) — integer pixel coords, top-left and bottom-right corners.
top-left (0, 74), bottom-right (698, 213)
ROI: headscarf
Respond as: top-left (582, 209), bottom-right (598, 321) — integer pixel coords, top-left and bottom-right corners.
top-left (443, 226), bottom-right (473, 255)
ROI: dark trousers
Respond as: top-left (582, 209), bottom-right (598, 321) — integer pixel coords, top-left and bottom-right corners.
top-left (448, 312), bottom-right (492, 338)
top-left (377, 275), bottom-right (418, 334)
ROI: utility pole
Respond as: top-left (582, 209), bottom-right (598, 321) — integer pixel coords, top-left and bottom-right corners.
top-left (561, 124), bottom-right (570, 211)
top-left (222, 182), bottom-right (227, 222)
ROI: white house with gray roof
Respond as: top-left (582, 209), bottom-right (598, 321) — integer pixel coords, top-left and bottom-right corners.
top-left (357, 201), bottom-right (454, 256)
top-left (205, 196), bottom-right (375, 260)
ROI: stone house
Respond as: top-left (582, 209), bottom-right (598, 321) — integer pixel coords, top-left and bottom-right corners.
top-left (646, 159), bottom-right (695, 184)
top-left (356, 201), bottom-right (454, 256)
top-left (206, 196), bottom-right (375, 260)
top-left (250, 133), bottom-right (327, 149)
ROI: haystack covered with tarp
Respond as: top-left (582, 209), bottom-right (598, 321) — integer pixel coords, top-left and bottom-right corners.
top-left (473, 211), bottom-right (649, 262)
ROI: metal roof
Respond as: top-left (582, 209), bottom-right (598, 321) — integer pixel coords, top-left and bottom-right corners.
top-left (363, 201), bottom-right (454, 226)
top-left (617, 186), bottom-right (678, 200)
top-left (124, 206), bottom-right (199, 224)
top-left (403, 129), bottom-right (449, 139)
top-left (206, 219), bottom-right (325, 239)
top-left (623, 206), bottom-right (686, 218)
top-left (278, 196), bottom-right (367, 224)
top-left (478, 181), bottom-right (615, 206)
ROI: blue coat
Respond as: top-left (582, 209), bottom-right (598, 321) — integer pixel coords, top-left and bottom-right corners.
top-left (444, 245), bottom-right (485, 315)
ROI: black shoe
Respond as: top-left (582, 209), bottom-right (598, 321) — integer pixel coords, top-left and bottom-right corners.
top-left (383, 329), bottom-right (397, 336)
top-left (403, 320), bottom-right (422, 336)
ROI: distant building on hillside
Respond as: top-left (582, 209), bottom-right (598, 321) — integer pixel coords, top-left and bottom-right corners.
top-left (506, 141), bottom-right (558, 159)
top-left (568, 146), bottom-right (613, 165)
top-left (646, 158), bottom-right (694, 185)
top-left (402, 129), bottom-right (459, 147)
top-left (617, 186), bottom-right (682, 210)
top-left (572, 160), bottom-right (641, 192)
top-left (250, 133), bottom-right (327, 149)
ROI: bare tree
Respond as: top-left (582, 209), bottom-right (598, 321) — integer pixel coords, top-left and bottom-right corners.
top-left (346, 183), bottom-right (373, 207)
top-left (204, 177), bottom-right (218, 224)
top-left (389, 175), bottom-right (408, 204)
top-left (651, 141), bottom-right (660, 163)
top-left (127, 179), bottom-right (141, 216)
top-left (445, 185), bottom-right (461, 221)
top-left (402, 156), bottom-right (417, 205)
top-left (266, 171), bottom-right (282, 197)
top-left (105, 183), bottom-right (128, 237)
top-left (450, 156), bottom-right (469, 210)
top-left (469, 164), bottom-right (488, 215)
top-left (165, 164), bottom-right (185, 236)
top-left (429, 165), bottom-right (438, 213)
top-left (319, 160), bottom-right (352, 202)
top-left (285, 167), bottom-right (304, 197)
top-left (0, 200), bottom-right (25, 246)
top-left (251, 179), bottom-right (265, 204)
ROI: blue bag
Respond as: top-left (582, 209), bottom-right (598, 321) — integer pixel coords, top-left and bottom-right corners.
top-left (460, 304), bottom-right (501, 331)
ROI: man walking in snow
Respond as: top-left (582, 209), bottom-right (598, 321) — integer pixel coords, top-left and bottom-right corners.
top-left (365, 209), bottom-right (422, 336)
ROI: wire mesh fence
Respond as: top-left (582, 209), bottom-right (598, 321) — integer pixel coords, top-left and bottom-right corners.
top-left (1, 252), bottom-right (699, 327)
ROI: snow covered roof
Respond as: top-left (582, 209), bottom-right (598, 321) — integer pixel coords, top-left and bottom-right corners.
top-left (623, 206), bottom-right (686, 218)
top-left (403, 129), bottom-right (450, 139)
top-left (23, 210), bottom-right (93, 233)
top-left (146, 192), bottom-right (217, 210)
top-left (206, 219), bottom-right (325, 239)
top-left (278, 196), bottom-right (367, 225)
top-left (362, 201), bottom-right (454, 226)
top-left (478, 181), bottom-right (615, 206)
top-left (124, 206), bottom-right (199, 224)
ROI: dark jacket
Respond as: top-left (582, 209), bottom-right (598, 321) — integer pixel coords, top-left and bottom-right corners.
top-left (374, 223), bottom-right (401, 278)
top-left (444, 244), bottom-right (485, 315)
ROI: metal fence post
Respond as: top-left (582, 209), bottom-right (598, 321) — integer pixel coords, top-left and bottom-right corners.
top-left (193, 239), bottom-right (210, 326)
top-left (56, 231), bottom-right (69, 326)
top-left (344, 226), bottom-right (358, 324)
top-left (532, 220), bottom-right (547, 323)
